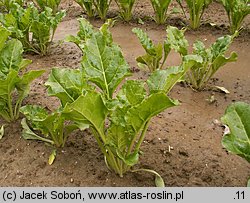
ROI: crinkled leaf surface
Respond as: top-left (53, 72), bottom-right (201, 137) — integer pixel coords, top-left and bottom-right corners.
top-left (166, 26), bottom-right (188, 56)
top-left (0, 39), bottom-right (23, 75)
top-left (132, 28), bottom-right (157, 55)
top-left (117, 80), bottom-right (146, 106)
top-left (45, 68), bottom-right (87, 106)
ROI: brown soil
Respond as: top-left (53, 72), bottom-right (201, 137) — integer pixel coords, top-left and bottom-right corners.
top-left (0, 0), bottom-right (250, 187)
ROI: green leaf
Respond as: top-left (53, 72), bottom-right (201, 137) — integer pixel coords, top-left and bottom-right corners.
top-left (30, 21), bottom-right (50, 54)
top-left (126, 93), bottom-right (178, 133)
top-left (63, 91), bottom-right (108, 139)
top-left (45, 68), bottom-right (86, 106)
top-left (20, 105), bottom-right (49, 123)
top-left (166, 26), bottom-right (188, 56)
top-left (65, 18), bottom-right (94, 50)
top-left (155, 174), bottom-right (165, 187)
top-left (0, 25), bottom-right (11, 51)
top-left (132, 28), bottom-right (167, 71)
top-left (19, 59), bottom-right (32, 70)
top-left (220, 0), bottom-right (250, 33)
top-left (221, 102), bottom-right (250, 162)
top-left (118, 80), bottom-right (146, 106)
top-left (0, 39), bottom-right (23, 74)
top-left (21, 118), bottom-right (54, 144)
top-left (0, 69), bottom-right (20, 121)
top-left (150, 0), bottom-right (172, 24)
top-left (16, 70), bottom-right (45, 100)
top-left (132, 27), bottom-right (157, 55)
top-left (81, 30), bottom-right (131, 99)
top-left (248, 178), bottom-right (250, 187)
top-left (20, 105), bottom-right (75, 148)
top-left (147, 55), bottom-right (202, 94)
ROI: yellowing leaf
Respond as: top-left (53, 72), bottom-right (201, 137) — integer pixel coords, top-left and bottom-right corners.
top-left (0, 125), bottom-right (4, 140)
top-left (48, 149), bottom-right (57, 165)
top-left (214, 86), bottom-right (230, 94)
top-left (155, 174), bottom-right (165, 187)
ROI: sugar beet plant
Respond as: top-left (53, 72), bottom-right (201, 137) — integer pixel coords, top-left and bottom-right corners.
top-left (114, 0), bottom-right (137, 21)
top-left (176, 0), bottom-right (212, 29)
top-left (19, 68), bottom-right (90, 163)
top-left (74, 0), bottom-right (95, 18)
top-left (0, 3), bottom-right (65, 55)
top-left (0, 26), bottom-right (44, 122)
top-left (132, 28), bottom-right (171, 72)
top-left (75, 0), bottom-right (112, 19)
top-left (33, 0), bottom-right (62, 14)
top-left (65, 19), bottom-right (201, 185)
top-left (93, 0), bottom-right (112, 20)
top-left (220, 0), bottom-right (250, 34)
top-left (165, 26), bottom-right (237, 90)
top-left (150, 0), bottom-right (172, 24)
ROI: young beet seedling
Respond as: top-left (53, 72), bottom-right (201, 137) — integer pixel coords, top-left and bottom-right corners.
top-left (115, 0), bottom-right (137, 22)
top-left (150, 0), bottom-right (172, 24)
top-left (74, 0), bottom-right (95, 18)
top-left (165, 26), bottom-right (237, 90)
top-left (20, 68), bottom-right (90, 164)
top-left (220, 0), bottom-right (250, 34)
top-left (65, 19), bottom-right (201, 186)
top-left (93, 0), bottom-right (112, 20)
top-left (132, 28), bottom-right (171, 72)
top-left (176, 0), bottom-right (212, 29)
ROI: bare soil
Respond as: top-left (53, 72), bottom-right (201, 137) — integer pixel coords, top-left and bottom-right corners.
top-left (0, 0), bottom-right (249, 187)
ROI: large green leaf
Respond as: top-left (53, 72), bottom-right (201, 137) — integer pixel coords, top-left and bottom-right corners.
top-left (0, 39), bottom-right (23, 75)
top-left (63, 91), bottom-right (108, 139)
top-left (45, 68), bottom-right (86, 106)
top-left (126, 93), bottom-right (178, 133)
top-left (221, 102), bottom-right (250, 162)
top-left (147, 55), bottom-right (202, 94)
top-left (81, 31), bottom-right (131, 99)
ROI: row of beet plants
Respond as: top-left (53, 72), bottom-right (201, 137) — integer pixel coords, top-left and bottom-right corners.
top-left (0, 15), bottom-right (249, 186)
top-left (1, 0), bottom-right (249, 34)
top-left (0, 18), bottom-right (201, 186)
top-left (73, 0), bottom-right (250, 33)
top-left (0, 1), bottom-right (65, 55)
